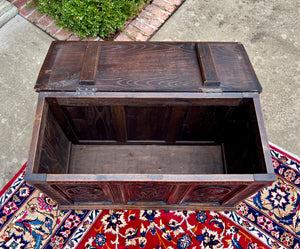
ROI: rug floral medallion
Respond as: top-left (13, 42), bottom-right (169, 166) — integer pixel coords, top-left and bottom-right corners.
top-left (0, 144), bottom-right (299, 249)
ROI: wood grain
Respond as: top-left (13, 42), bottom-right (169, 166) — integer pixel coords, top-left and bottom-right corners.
top-left (110, 106), bottom-right (127, 142)
top-left (26, 41), bottom-right (274, 210)
top-left (196, 43), bottom-right (220, 86)
top-left (69, 145), bottom-right (224, 174)
top-left (79, 42), bottom-right (101, 85)
top-left (38, 107), bottom-right (71, 174)
top-left (34, 41), bottom-right (263, 93)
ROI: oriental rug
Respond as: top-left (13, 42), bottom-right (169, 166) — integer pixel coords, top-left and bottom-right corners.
top-left (0, 144), bottom-right (299, 249)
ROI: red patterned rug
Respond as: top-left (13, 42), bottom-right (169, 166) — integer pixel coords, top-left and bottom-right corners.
top-left (0, 144), bottom-right (299, 249)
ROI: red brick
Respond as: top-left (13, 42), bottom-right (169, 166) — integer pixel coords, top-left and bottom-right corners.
top-left (67, 34), bottom-right (81, 41)
top-left (13, 0), bottom-right (28, 9)
top-left (37, 15), bottom-right (53, 29)
top-left (153, 0), bottom-right (176, 13)
top-left (138, 10), bottom-right (163, 28)
top-left (19, 4), bottom-right (37, 18)
top-left (54, 28), bottom-right (72, 40)
top-left (114, 32), bottom-right (134, 41)
top-left (27, 10), bottom-right (44, 24)
top-left (124, 25), bottom-right (149, 41)
top-left (145, 4), bottom-right (170, 21)
top-left (131, 19), bottom-right (156, 36)
top-left (8, 0), bottom-right (16, 3)
top-left (167, 0), bottom-right (183, 6)
top-left (46, 22), bottom-right (61, 36)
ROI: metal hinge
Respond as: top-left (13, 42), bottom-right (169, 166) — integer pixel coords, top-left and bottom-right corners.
top-left (76, 87), bottom-right (98, 95)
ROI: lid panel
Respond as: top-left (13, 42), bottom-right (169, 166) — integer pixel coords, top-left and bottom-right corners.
top-left (34, 41), bottom-right (262, 92)
top-left (96, 42), bottom-right (203, 91)
top-left (35, 42), bottom-right (87, 91)
top-left (209, 43), bottom-right (261, 92)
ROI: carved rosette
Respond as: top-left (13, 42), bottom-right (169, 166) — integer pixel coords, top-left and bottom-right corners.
top-left (56, 184), bottom-right (109, 203)
top-left (184, 185), bottom-right (232, 203)
top-left (129, 183), bottom-right (170, 202)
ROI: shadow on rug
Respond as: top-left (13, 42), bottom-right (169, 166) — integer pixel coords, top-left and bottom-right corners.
top-left (0, 144), bottom-right (299, 249)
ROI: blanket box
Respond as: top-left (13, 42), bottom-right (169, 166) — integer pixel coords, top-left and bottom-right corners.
top-left (25, 41), bottom-right (275, 210)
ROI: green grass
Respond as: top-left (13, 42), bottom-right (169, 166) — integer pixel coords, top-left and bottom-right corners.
top-left (34, 0), bottom-right (149, 39)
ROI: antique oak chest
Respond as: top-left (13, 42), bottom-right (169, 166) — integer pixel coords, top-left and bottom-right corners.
top-left (25, 41), bottom-right (275, 210)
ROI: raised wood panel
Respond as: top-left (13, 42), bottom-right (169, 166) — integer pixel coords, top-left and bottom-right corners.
top-left (178, 106), bottom-right (218, 141)
top-left (61, 106), bottom-right (115, 140)
top-left (55, 184), bottom-right (111, 203)
top-left (125, 106), bottom-right (171, 140)
top-left (183, 184), bottom-right (244, 204)
top-left (127, 183), bottom-right (171, 203)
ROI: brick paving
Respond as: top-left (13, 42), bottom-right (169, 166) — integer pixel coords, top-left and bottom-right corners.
top-left (10, 0), bottom-right (185, 41)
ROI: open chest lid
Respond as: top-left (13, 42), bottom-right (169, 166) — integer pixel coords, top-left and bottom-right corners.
top-left (34, 41), bottom-right (262, 93)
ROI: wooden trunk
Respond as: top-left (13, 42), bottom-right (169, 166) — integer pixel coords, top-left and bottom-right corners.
top-left (25, 41), bottom-right (275, 210)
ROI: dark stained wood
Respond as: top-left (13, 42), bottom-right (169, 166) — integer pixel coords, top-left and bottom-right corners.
top-left (110, 106), bottom-right (127, 142)
top-left (209, 42), bottom-right (262, 92)
top-left (183, 184), bottom-right (244, 204)
top-left (79, 42), bottom-right (101, 85)
top-left (127, 183), bottom-right (171, 203)
top-left (34, 41), bottom-right (263, 92)
top-left (54, 183), bottom-right (111, 203)
top-left (166, 106), bottom-right (187, 142)
top-left (196, 43), bottom-right (220, 87)
top-left (47, 98), bottom-right (79, 143)
top-left (55, 94), bottom-right (244, 107)
top-left (27, 95), bottom-right (48, 174)
top-left (58, 203), bottom-right (235, 211)
top-left (108, 184), bottom-right (127, 204)
top-left (62, 105), bottom-right (115, 141)
top-left (125, 106), bottom-right (171, 140)
top-left (36, 42), bottom-right (87, 91)
top-left (96, 42), bottom-right (202, 91)
top-left (69, 145), bottom-right (224, 174)
top-left (25, 41), bottom-right (275, 210)
top-left (38, 106), bottom-right (71, 174)
top-left (167, 185), bottom-right (191, 205)
top-left (252, 94), bottom-right (274, 173)
top-left (46, 173), bottom-right (257, 182)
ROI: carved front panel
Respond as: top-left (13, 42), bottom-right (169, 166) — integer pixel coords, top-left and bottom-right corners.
top-left (54, 184), bottom-right (111, 203)
top-left (184, 185), bottom-right (243, 204)
top-left (128, 183), bottom-right (171, 203)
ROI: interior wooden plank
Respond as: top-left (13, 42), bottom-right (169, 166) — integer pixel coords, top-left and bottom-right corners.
top-left (110, 106), bottom-right (127, 142)
top-left (166, 106), bottom-right (187, 142)
top-left (69, 145), bottom-right (224, 174)
top-left (39, 107), bottom-right (71, 174)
